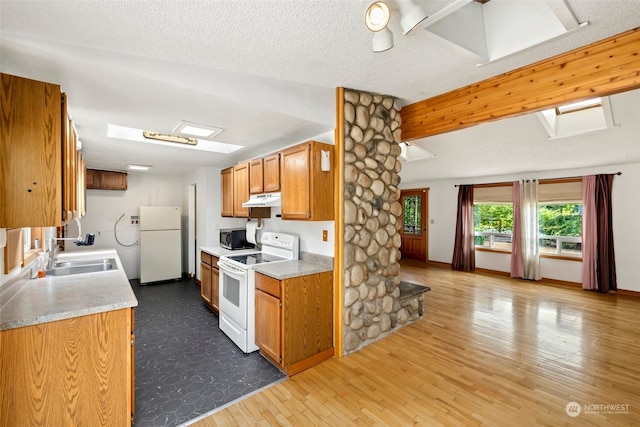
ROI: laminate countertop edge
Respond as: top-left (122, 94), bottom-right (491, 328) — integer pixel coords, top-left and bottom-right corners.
top-left (0, 249), bottom-right (137, 331)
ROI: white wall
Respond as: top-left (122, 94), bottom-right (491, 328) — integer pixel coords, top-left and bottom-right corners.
top-left (66, 173), bottom-right (184, 279)
top-left (400, 162), bottom-right (640, 292)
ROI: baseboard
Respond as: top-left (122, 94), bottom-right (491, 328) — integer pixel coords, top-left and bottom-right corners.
top-left (616, 289), bottom-right (640, 298)
top-left (426, 260), bottom-right (450, 269)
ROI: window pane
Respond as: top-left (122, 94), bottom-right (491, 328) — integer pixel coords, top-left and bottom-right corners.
top-left (403, 195), bottom-right (422, 235)
top-left (538, 203), bottom-right (582, 256)
top-left (474, 204), bottom-right (513, 250)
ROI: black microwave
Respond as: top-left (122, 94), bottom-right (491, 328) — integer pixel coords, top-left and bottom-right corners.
top-left (220, 228), bottom-right (254, 250)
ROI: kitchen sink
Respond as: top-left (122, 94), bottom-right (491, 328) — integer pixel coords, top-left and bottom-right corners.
top-left (46, 258), bottom-right (117, 276)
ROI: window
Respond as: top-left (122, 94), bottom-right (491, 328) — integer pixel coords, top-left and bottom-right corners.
top-left (473, 185), bottom-right (513, 251)
top-left (538, 181), bottom-right (583, 257)
top-left (472, 180), bottom-right (583, 257)
top-left (403, 195), bottom-right (422, 235)
top-left (539, 203), bottom-right (582, 256)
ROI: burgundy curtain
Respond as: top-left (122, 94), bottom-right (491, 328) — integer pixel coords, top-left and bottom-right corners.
top-left (581, 176), bottom-right (597, 290)
top-left (594, 174), bottom-right (617, 292)
top-left (510, 181), bottom-right (524, 278)
top-left (452, 185), bottom-right (475, 271)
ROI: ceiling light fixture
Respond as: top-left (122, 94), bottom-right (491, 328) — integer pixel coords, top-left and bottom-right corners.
top-left (365, 2), bottom-right (394, 52)
top-left (128, 164), bottom-right (152, 171)
top-left (396, 0), bottom-right (429, 34)
top-left (142, 130), bottom-right (198, 146)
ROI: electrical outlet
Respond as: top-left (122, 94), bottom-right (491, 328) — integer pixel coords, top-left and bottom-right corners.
top-left (322, 230), bottom-right (328, 241)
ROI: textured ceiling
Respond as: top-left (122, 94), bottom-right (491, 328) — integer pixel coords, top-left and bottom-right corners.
top-left (1, 0), bottom-right (639, 182)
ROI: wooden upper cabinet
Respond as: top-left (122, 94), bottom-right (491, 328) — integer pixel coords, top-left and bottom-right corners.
top-left (221, 167), bottom-right (234, 217)
top-left (86, 169), bottom-right (127, 190)
top-left (263, 153), bottom-right (280, 192)
top-left (0, 73), bottom-right (62, 228)
top-left (249, 158), bottom-right (264, 194)
top-left (233, 163), bottom-right (250, 218)
top-left (249, 154), bottom-right (280, 195)
top-left (280, 141), bottom-right (334, 221)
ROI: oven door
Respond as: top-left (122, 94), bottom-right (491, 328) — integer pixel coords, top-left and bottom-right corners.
top-left (218, 259), bottom-right (248, 329)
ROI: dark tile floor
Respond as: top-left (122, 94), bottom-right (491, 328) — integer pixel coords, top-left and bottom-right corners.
top-left (131, 278), bottom-right (285, 426)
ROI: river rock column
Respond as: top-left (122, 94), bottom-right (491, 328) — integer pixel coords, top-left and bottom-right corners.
top-left (342, 89), bottom-right (404, 354)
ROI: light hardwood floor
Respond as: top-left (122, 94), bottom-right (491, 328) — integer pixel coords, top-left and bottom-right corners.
top-left (190, 261), bottom-right (640, 426)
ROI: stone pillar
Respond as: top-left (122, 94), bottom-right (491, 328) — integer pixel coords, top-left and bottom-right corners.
top-left (342, 89), bottom-right (407, 354)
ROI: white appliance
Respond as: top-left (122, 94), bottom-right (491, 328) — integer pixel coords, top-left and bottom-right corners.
top-left (139, 206), bottom-right (182, 284)
top-left (218, 232), bottom-right (299, 353)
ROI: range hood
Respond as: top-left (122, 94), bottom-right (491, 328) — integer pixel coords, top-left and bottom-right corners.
top-left (242, 192), bottom-right (281, 208)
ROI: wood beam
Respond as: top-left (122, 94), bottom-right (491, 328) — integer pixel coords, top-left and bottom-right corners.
top-left (400, 27), bottom-right (640, 141)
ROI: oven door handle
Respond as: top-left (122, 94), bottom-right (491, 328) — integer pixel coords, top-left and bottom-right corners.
top-left (219, 260), bottom-right (246, 276)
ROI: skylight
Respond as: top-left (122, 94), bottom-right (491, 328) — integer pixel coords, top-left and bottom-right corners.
top-left (172, 121), bottom-right (223, 139)
top-left (107, 124), bottom-right (243, 154)
top-left (537, 97), bottom-right (612, 140)
top-left (399, 141), bottom-right (435, 162)
top-left (423, 0), bottom-right (585, 64)
top-left (556, 98), bottom-right (602, 115)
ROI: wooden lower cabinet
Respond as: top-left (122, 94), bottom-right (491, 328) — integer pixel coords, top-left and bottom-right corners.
top-left (200, 251), bottom-right (219, 313)
top-left (0, 308), bottom-right (134, 426)
top-left (255, 271), bottom-right (333, 376)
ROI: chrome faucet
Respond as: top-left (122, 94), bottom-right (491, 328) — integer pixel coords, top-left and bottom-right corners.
top-left (47, 218), bottom-right (86, 270)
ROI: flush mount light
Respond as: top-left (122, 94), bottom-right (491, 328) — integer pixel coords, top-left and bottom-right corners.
top-left (365, 2), bottom-right (391, 32)
top-left (142, 130), bottom-right (198, 145)
top-left (172, 121), bottom-right (223, 139)
top-left (128, 164), bottom-right (152, 171)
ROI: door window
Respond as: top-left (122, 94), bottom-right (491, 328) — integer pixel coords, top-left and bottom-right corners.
top-left (403, 195), bottom-right (422, 235)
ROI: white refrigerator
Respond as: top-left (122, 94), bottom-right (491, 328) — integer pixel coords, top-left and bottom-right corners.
top-left (139, 206), bottom-right (182, 284)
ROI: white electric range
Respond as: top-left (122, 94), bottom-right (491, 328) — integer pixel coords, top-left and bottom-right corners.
top-left (218, 231), bottom-right (299, 353)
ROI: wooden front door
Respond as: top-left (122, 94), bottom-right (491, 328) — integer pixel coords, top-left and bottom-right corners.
top-left (400, 188), bottom-right (428, 262)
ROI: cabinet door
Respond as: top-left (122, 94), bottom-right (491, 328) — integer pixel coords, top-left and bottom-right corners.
top-left (86, 169), bottom-right (100, 189)
top-left (263, 153), bottom-right (280, 192)
top-left (130, 308), bottom-right (135, 420)
top-left (200, 262), bottom-right (212, 307)
top-left (211, 266), bottom-right (220, 312)
top-left (100, 171), bottom-right (127, 190)
top-left (0, 73), bottom-right (62, 228)
top-left (255, 289), bottom-right (281, 365)
top-left (280, 144), bottom-right (310, 220)
top-left (221, 167), bottom-right (234, 217)
top-left (233, 163), bottom-right (250, 218)
top-left (61, 95), bottom-right (78, 222)
top-left (249, 158), bottom-right (264, 194)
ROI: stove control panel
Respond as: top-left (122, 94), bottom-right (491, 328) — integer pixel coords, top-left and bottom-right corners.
top-left (261, 232), bottom-right (298, 250)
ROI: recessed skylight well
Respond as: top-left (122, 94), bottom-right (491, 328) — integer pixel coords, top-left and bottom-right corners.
top-left (423, 0), bottom-right (585, 64)
top-left (537, 97), bottom-right (612, 139)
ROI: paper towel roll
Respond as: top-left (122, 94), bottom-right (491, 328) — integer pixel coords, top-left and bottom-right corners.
top-left (246, 222), bottom-right (260, 244)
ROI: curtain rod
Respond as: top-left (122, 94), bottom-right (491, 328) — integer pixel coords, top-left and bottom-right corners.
top-left (454, 172), bottom-right (622, 187)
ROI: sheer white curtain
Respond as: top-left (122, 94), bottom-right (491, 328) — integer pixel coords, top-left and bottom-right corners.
top-left (520, 180), bottom-right (541, 280)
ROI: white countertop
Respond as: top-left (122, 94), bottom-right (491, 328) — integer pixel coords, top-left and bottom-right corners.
top-left (0, 249), bottom-right (137, 331)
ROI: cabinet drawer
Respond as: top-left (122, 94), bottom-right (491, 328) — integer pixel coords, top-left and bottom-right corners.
top-left (201, 252), bottom-right (212, 266)
top-left (256, 273), bottom-right (280, 298)
top-left (211, 255), bottom-right (219, 269)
